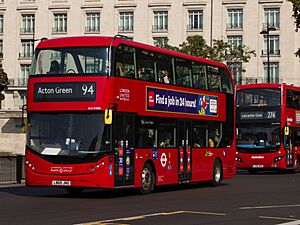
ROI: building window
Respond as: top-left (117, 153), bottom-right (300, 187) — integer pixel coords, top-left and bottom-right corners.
top-left (264, 62), bottom-right (279, 83)
top-left (264, 8), bottom-right (280, 29)
top-left (153, 11), bottom-right (168, 31)
top-left (86, 12), bottom-right (100, 33)
top-left (21, 14), bottom-right (35, 34)
top-left (119, 12), bottom-right (134, 32)
top-left (20, 40), bottom-right (34, 58)
top-left (20, 64), bottom-right (30, 86)
top-left (227, 35), bottom-right (243, 48)
top-left (263, 35), bottom-right (280, 55)
top-left (0, 15), bottom-right (3, 34)
top-left (188, 10), bottom-right (203, 30)
top-left (153, 37), bottom-right (168, 47)
top-left (53, 13), bottom-right (67, 33)
top-left (227, 9), bottom-right (243, 29)
top-left (227, 62), bottom-right (242, 85)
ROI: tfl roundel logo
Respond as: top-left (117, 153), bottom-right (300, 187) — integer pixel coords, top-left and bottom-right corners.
top-left (148, 91), bottom-right (155, 107)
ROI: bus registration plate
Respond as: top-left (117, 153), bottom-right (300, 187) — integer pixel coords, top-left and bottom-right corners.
top-left (52, 180), bottom-right (71, 186)
top-left (252, 165), bottom-right (264, 168)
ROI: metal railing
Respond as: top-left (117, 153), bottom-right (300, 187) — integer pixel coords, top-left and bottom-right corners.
top-left (234, 77), bottom-right (283, 85)
top-left (0, 155), bottom-right (25, 184)
top-left (152, 25), bottom-right (168, 32)
top-left (226, 23), bottom-right (243, 30)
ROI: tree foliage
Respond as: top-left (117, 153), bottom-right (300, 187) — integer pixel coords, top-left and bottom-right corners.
top-left (289, 0), bottom-right (300, 31)
top-left (288, 0), bottom-right (300, 57)
top-left (0, 53), bottom-right (8, 101)
top-left (165, 35), bottom-right (256, 65)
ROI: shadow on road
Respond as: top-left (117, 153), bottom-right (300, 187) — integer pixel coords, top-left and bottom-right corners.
top-left (0, 181), bottom-right (229, 199)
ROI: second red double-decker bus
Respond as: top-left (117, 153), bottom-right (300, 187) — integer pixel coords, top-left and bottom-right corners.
top-left (25, 35), bottom-right (235, 194)
top-left (236, 83), bottom-right (300, 173)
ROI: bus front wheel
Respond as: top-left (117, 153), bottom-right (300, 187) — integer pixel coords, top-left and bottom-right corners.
top-left (210, 159), bottom-right (223, 186)
top-left (140, 163), bottom-right (155, 194)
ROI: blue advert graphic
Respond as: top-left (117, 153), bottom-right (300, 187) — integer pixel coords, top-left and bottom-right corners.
top-left (152, 148), bottom-right (158, 160)
top-left (147, 87), bottom-right (218, 116)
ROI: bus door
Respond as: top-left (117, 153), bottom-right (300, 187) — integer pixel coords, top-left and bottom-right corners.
top-left (113, 113), bottom-right (135, 187)
top-left (178, 120), bottom-right (192, 182)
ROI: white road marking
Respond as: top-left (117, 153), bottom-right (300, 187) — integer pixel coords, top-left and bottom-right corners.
top-left (276, 220), bottom-right (300, 225)
top-left (74, 210), bottom-right (226, 225)
top-left (240, 204), bottom-right (300, 210)
top-left (259, 216), bottom-right (298, 221)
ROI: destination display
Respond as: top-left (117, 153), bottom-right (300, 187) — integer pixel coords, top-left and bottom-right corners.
top-left (34, 82), bottom-right (96, 102)
top-left (146, 87), bottom-right (218, 116)
top-left (239, 111), bottom-right (278, 121)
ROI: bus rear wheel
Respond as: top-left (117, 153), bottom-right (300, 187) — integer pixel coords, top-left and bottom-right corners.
top-left (210, 159), bottom-right (223, 186)
top-left (139, 163), bottom-right (155, 194)
top-left (294, 156), bottom-right (300, 173)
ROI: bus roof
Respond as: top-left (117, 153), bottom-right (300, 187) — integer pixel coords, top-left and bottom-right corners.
top-left (236, 83), bottom-right (300, 92)
top-left (36, 36), bottom-right (228, 69)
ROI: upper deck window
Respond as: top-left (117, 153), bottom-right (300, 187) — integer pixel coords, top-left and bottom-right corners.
top-left (30, 47), bottom-right (108, 76)
top-left (237, 88), bottom-right (280, 106)
top-left (287, 90), bottom-right (300, 109)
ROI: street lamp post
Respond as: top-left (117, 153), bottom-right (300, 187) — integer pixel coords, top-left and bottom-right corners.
top-left (260, 25), bottom-right (276, 83)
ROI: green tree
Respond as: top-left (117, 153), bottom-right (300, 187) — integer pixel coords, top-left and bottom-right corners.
top-left (0, 53), bottom-right (8, 101)
top-left (288, 0), bottom-right (300, 57)
top-left (165, 35), bottom-right (255, 67)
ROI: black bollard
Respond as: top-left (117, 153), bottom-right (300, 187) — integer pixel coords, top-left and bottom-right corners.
top-left (16, 155), bottom-right (23, 184)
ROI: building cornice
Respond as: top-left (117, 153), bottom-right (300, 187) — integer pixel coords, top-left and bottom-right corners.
top-left (17, 5), bottom-right (38, 11)
top-left (114, 3), bottom-right (137, 8)
top-left (48, 5), bottom-right (71, 10)
top-left (259, 0), bottom-right (283, 4)
top-left (81, 4), bottom-right (103, 9)
top-left (183, 1), bottom-right (207, 6)
top-left (222, 0), bottom-right (247, 5)
top-left (148, 3), bottom-right (172, 7)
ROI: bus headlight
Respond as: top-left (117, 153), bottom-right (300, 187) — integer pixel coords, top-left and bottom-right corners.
top-left (235, 156), bottom-right (243, 163)
top-left (26, 160), bottom-right (35, 170)
top-left (274, 155), bottom-right (284, 163)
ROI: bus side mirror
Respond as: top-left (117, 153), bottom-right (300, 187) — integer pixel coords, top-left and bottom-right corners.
top-left (284, 126), bottom-right (289, 136)
top-left (22, 118), bottom-right (28, 133)
top-left (104, 109), bottom-right (112, 125)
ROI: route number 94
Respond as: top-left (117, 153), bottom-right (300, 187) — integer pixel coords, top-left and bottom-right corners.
top-left (82, 84), bottom-right (95, 95)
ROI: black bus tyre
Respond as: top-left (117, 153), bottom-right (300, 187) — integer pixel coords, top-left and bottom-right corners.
top-left (294, 156), bottom-right (300, 173)
top-left (65, 187), bottom-right (84, 194)
top-left (210, 159), bottom-right (223, 186)
top-left (140, 163), bottom-right (155, 195)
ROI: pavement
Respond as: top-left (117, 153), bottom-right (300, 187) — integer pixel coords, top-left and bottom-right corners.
top-left (0, 180), bottom-right (25, 188)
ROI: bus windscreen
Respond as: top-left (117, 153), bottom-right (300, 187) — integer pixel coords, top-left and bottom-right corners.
top-left (236, 125), bottom-right (281, 153)
top-left (30, 47), bottom-right (108, 76)
top-left (27, 112), bottom-right (111, 157)
top-left (237, 88), bottom-right (280, 106)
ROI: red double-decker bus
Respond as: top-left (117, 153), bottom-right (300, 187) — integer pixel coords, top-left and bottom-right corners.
top-left (236, 83), bottom-right (300, 173)
top-left (25, 35), bottom-right (235, 194)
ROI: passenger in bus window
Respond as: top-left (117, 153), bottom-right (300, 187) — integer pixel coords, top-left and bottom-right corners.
top-left (159, 70), bottom-right (171, 84)
top-left (48, 60), bottom-right (60, 74)
top-left (116, 62), bottom-right (125, 76)
top-left (160, 136), bottom-right (173, 148)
